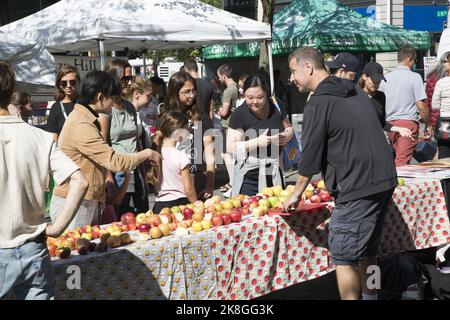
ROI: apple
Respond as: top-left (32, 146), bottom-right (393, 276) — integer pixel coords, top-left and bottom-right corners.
top-left (172, 212), bottom-right (185, 222)
top-left (185, 219), bottom-right (193, 228)
top-left (212, 195), bottom-right (222, 204)
top-left (241, 198), bottom-right (251, 208)
top-left (231, 199), bottom-right (242, 208)
top-left (268, 197), bottom-right (279, 207)
top-left (258, 199), bottom-right (270, 208)
top-left (107, 236), bottom-right (121, 248)
top-left (222, 214), bottom-right (232, 225)
top-left (193, 205), bottom-right (205, 216)
top-left (192, 212), bottom-right (204, 222)
top-left (231, 209), bottom-right (242, 223)
top-left (159, 207), bottom-right (171, 215)
top-left (168, 222), bottom-right (178, 231)
top-left (120, 233), bottom-right (131, 245)
top-left (159, 224), bottom-right (171, 236)
top-left (280, 190), bottom-right (291, 197)
top-left (95, 242), bottom-right (108, 252)
top-left (261, 187), bottom-right (274, 197)
top-left (62, 239), bottom-right (76, 250)
top-left (159, 213), bottom-right (173, 224)
top-left (303, 190), bottom-right (314, 200)
top-left (179, 205), bottom-right (187, 212)
top-left (272, 185), bottom-right (283, 197)
top-left (222, 200), bottom-right (234, 210)
top-left (204, 213), bottom-right (213, 221)
top-left (100, 233), bottom-right (110, 244)
top-left (398, 178), bottom-right (405, 186)
top-left (120, 224), bottom-right (129, 232)
top-left (88, 242), bottom-right (97, 252)
top-left (211, 215), bottom-right (223, 227)
top-left (138, 224), bottom-right (151, 233)
top-left (170, 206), bottom-right (181, 214)
top-left (77, 246), bottom-right (88, 255)
top-left (206, 206), bottom-right (216, 214)
top-left (204, 198), bottom-right (215, 208)
top-left (249, 202), bottom-right (259, 209)
top-left (147, 214), bottom-right (161, 226)
top-left (56, 247), bottom-right (71, 259)
top-left (241, 208), bottom-right (250, 216)
top-left (313, 189), bottom-right (321, 195)
top-left (310, 194), bottom-right (322, 204)
top-left (192, 221), bottom-right (203, 233)
top-left (150, 227), bottom-right (162, 239)
top-left (183, 207), bottom-right (194, 220)
top-left (252, 207), bottom-right (265, 217)
top-left (48, 244), bottom-right (57, 257)
top-left (260, 205), bottom-right (269, 214)
top-left (75, 238), bottom-right (90, 249)
top-left (120, 212), bottom-right (136, 225)
top-left (214, 204), bottom-right (223, 212)
top-left (310, 180), bottom-right (318, 188)
top-left (320, 191), bottom-right (332, 202)
top-left (127, 223), bottom-right (137, 231)
top-left (317, 180), bottom-right (326, 190)
top-left (136, 213), bottom-right (147, 225)
top-left (201, 220), bottom-right (211, 230)
top-left (278, 196), bottom-right (287, 204)
top-left (194, 200), bottom-right (204, 208)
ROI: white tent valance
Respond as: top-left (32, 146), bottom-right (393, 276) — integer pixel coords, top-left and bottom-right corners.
top-left (0, 31), bottom-right (56, 86)
top-left (0, 0), bottom-right (271, 52)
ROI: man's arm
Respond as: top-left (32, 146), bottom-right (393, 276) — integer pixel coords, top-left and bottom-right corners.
top-left (46, 170), bottom-right (88, 237)
top-left (219, 102), bottom-right (232, 119)
top-left (282, 174), bottom-right (312, 212)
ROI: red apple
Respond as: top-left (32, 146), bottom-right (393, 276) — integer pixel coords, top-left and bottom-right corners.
top-left (138, 224), bottom-right (151, 233)
top-left (127, 223), bottom-right (137, 231)
top-left (241, 208), bottom-right (250, 216)
top-left (320, 191), bottom-right (332, 202)
top-left (231, 209), bottom-right (242, 223)
top-left (183, 207), bottom-right (194, 220)
top-left (193, 206), bottom-right (205, 216)
top-left (211, 215), bottom-right (223, 227)
top-left (313, 189), bottom-right (321, 195)
top-left (241, 198), bottom-right (251, 208)
top-left (206, 206), bottom-right (216, 214)
top-left (48, 244), bottom-right (57, 257)
top-left (310, 194), bottom-right (322, 203)
top-left (147, 214), bottom-right (161, 226)
top-left (120, 212), bottom-right (136, 225)
top-left (222, 213), bottom-right (232, 225)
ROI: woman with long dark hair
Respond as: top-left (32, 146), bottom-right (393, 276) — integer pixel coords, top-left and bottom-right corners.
top-left (162, 71), bottom-right (215, 201)
top-left (227, 74), bottom-right (294, 196)
top-left (50, 71), bottom-right (159, 229)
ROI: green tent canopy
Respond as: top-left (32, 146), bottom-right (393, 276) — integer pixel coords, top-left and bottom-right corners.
top-left (203, 0), bottom-right (431, 59)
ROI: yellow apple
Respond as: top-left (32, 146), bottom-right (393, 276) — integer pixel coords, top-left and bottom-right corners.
top-left (201, 220), bottom-right (211, 230)
top-left (192, 221), bottom-right (203, 233)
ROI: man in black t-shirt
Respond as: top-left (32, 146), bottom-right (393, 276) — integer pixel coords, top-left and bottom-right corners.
top-left (284, 47), bottom-right (397, 301)
top-left (183, 58), bottom-right (214, 120)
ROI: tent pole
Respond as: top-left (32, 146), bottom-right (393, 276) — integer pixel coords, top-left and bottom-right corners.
top-left (142, 51), bottom-right (147, 78)
top-left (97, 39), bottom-right (105, 70)
top-left (267, 41), bottom-right (275, 97)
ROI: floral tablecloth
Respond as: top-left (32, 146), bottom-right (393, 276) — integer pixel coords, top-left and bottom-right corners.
top-left (54, 179), bottom-right (450, 300)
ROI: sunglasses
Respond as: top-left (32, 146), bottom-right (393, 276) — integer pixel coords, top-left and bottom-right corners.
top-left (121, 76), bottom-right (135, 84)
top-left (60, 80), bottom-right (77, 88)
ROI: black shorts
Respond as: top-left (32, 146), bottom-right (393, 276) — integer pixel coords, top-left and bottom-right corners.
top-left (328, 188), bottom-right (394, 266)
top-left (153, 197), bottom-right (189, 214)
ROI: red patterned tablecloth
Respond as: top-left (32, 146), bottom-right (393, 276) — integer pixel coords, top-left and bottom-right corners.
top-left (54, 179), bottom-right (450, 300)
top-left (212, 179), bottom-right (450, 300)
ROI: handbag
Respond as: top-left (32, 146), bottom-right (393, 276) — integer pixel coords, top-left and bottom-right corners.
top-left (435, 117), bottom-right (450, 141)
top-left (270, 97), bottom-right (302, 170)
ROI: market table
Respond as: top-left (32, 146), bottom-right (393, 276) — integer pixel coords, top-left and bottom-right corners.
top-left (53, 179), bottom-right (450, 300)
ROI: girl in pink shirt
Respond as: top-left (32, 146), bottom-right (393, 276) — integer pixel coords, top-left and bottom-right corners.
top-left (148, 112), bottom-right (197, 213)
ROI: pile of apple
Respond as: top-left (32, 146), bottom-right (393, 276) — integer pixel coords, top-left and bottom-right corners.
top-left (301, 179), bottom-right (333, 204)
top-left (47, 224), bottom-right (131, 259)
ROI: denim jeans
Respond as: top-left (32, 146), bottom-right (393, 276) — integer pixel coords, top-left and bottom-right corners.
top-left (0, 238), bottom-right (55, 300)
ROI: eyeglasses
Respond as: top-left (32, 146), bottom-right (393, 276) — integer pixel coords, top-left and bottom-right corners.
top-left (120, 76), bottom-right (135, 84)
top-left (59, 80), bottom-right (77, 88)
top-left (180, 90), bottom-right (197, 97)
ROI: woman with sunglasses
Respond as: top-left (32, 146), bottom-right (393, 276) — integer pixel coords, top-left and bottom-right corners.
top-left (46, 65), bottom-right (80, 142)
top-left (104, 59), bottom-right (150, 216)
top-left (162, 71), bottom-right (216, 201)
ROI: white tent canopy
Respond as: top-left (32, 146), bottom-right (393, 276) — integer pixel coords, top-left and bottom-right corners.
top-left (0, 0), bottom-right (271, 52)
top-left (0, 30), bottom-right (56, 86)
